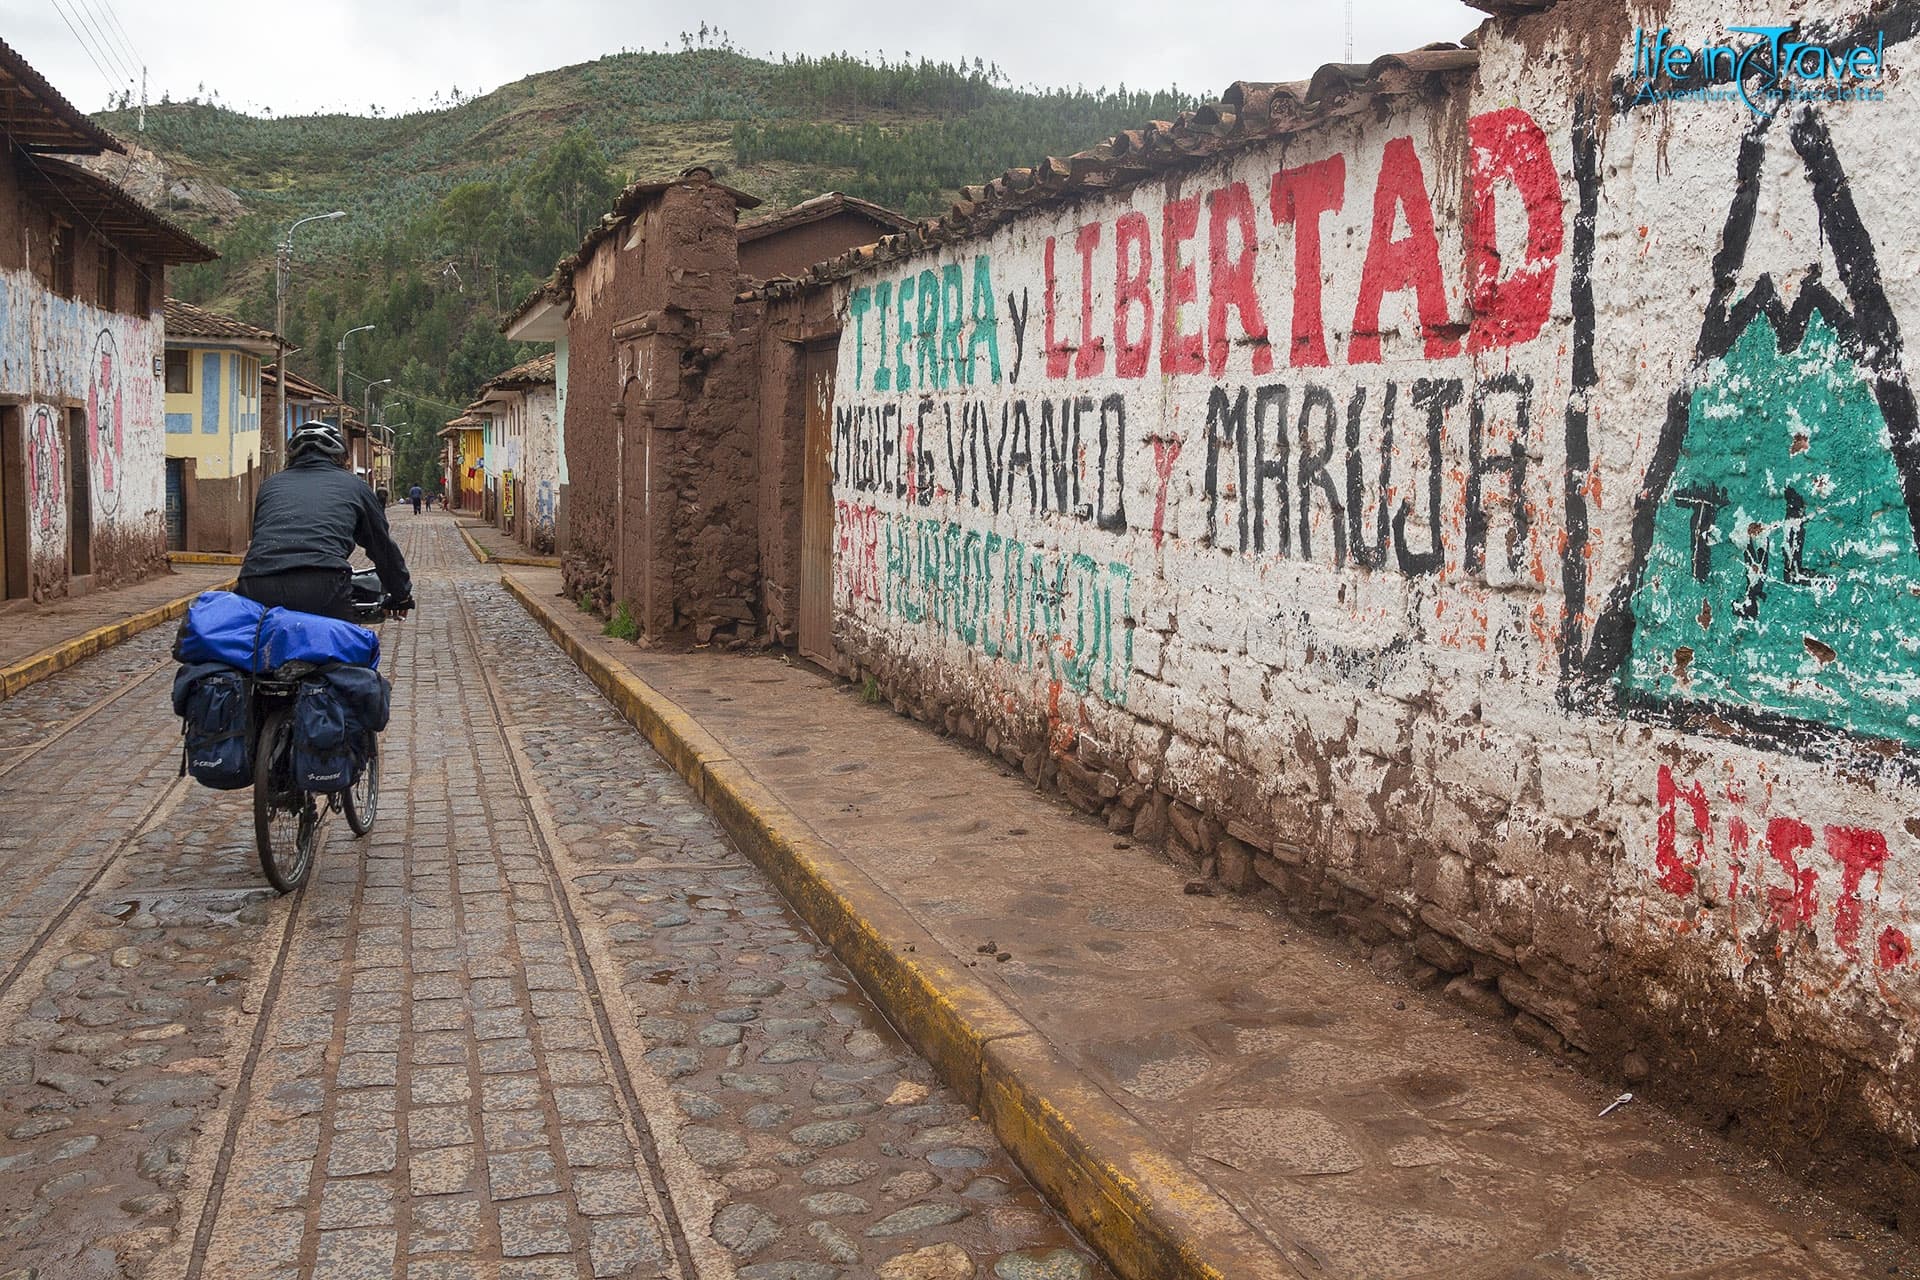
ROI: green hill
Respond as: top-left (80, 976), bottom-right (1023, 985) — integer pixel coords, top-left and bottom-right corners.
top-left (94, 46), bottom-right (1193, 487)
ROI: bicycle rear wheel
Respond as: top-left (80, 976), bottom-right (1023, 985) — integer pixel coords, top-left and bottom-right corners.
top-left (344, 738), bottom-right (378, 836)
top-left (254, 707), bottom-right (318, 892)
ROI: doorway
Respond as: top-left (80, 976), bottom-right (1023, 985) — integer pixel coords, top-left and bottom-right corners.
top-left (66, 409), bottom-right (91, 578)
top-left (797, 340), bottom-right (837, 666)
top-left (165, 457), bottom-right (186, 551)
top-left (0, 407), bottom-right (25, 599)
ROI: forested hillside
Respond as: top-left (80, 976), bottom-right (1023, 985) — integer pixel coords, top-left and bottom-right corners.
top-left (94, 45), bottom-right (1193, 488)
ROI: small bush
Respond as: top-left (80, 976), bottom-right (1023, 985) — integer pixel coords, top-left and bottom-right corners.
top-left (577, 591), bottom-right (594, 614)
top-left (603, 600), bottom-right (639, 641)
top-left (861, 675), bottom-right (882, 704)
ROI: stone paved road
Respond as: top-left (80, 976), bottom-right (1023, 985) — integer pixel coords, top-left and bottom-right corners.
top-left (0, 519), bottom-right (1107, 1280)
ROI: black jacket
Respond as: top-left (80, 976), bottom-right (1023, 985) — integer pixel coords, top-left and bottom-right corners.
top-left (241, 455), bottom-right (412, 600)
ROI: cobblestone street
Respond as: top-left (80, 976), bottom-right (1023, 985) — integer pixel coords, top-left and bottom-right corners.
top-left (0, 518), bottom-right (1107, 1280)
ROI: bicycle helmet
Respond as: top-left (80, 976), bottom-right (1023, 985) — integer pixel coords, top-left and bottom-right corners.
top-left (288, 419), bottom-right (347, 460)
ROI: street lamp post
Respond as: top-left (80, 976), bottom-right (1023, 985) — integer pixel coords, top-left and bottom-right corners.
top-left (336, 324), bottom-right (375, 406)
top-left (362, 379), bottom-right (394, 490)
top-left (269, 210), bottom-right (346, 476)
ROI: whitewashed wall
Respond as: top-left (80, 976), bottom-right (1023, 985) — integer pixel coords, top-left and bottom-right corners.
top-left (830, 0), bottom-right (1920, 1138)
top-left (0, 265), bottom-right (166, 596)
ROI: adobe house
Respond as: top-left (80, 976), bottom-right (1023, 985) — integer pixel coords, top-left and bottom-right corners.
top-left (474, 352), bottom-right (558, 552)
top-left (510, 173), bottom-right (909, 642)
top-left (735, 192), bottom-right (912, 283)
top-left (162, 297), bottom-right (283, 554)
top-left (0, 37), bottom-right (215, 601)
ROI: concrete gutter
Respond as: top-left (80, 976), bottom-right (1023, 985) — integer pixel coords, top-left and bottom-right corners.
top-left (456, 524), bottom-right (561, 569)
top-left (502, 571), bottom-right (1293, 1280)
top-left (0, 579), bottom-right (235, 701)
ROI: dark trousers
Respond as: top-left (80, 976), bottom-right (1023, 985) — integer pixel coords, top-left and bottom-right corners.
top-left (411, 497), bottom-right (422, 514)
top-left (237, 568), bottom-right (356, 622)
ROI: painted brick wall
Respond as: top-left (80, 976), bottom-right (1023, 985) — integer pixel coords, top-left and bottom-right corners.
top-left (0, 265), bottom-right (167, 598)
top-left (826, 0), bottom-right (1920, 1185)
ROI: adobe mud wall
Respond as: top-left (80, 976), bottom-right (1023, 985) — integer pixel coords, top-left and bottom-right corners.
top-left (826, 0), bottom-right (1920, 1219)
top-left (561, 178), bottom-right (751, 633)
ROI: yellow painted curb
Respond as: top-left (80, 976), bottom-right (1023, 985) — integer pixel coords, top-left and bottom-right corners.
top-left (501, 572), bottom-right (1295, 1280)
top-left (0, 578), bottom-right (236, 701)
top-left (456, 523), bottom-right (559, 569)
top-left (165, 551), bottom-right (245, 566)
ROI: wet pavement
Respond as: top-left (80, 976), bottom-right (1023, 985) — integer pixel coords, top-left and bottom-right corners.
top-left (0, 519), bottom-right (1107, 1280)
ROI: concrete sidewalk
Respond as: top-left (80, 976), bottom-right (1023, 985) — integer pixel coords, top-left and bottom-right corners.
top-left (455, 517), bottom-right (560, 568)
top-left (0, 564), bottom-right (233, 699)
top-left (502, 567), bottom-right (1912, 1280)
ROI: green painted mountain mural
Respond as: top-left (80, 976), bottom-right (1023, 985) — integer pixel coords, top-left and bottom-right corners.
top-left (1623, 311), bottom-right (1920, 746)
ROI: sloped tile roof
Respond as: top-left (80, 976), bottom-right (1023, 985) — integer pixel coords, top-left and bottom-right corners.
top-left (18, 155), bottom-right (216, 265)
top-left (0, 36), bottom-right (123, 154)
top-left (736, 192), bottom-right (913, 244)
top-left (165, 296), bottom-right (282, 346)
top-left (482, 351), bottom-right (556, 392)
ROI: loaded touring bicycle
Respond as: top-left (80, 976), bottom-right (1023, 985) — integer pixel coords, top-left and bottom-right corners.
top-left (173, 570), bottom-right (398, 891)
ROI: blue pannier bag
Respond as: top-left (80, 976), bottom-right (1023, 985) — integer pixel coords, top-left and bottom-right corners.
top-left (174, 591), bottom-right (268, 670)
top-left (322, 664), bottom-right (391, 735)
top-left (173, 661), bottom-right (252, 790)
top-left (262, 609), bottom-right (378, 672)
top-left (291, 677), bottom-right (355, 793)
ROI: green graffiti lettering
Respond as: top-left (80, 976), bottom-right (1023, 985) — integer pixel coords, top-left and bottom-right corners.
top-left (968, 255), bottom-right (1002, 385)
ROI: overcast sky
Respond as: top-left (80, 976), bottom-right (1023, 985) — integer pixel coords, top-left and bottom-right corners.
top-left (11, 1), bottom-right (1483, 118)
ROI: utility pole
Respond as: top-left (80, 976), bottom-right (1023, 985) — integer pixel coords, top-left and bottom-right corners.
top-left (1345, 0), bottom-right (1354, 62)
top-left (269, 211), bottom-right (345, 475)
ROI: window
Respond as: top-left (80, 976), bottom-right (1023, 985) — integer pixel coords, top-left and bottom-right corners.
top-left (164, 349), bottom-right (190, 393)
top-left (51, 223), bottom-right (75, 297)
top-left (96, 247), bottom-right (117, 309)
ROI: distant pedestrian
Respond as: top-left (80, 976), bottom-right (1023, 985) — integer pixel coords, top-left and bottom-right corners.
top-left (409, 483), bottom-right (423, 516)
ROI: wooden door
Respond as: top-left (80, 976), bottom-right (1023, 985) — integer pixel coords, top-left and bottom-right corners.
top-left (0, 407), bottom-right (21, 598)
top-left (164, 458), bottom-right (186, 551)
top-left (797, 342), bottom-right (837, 665)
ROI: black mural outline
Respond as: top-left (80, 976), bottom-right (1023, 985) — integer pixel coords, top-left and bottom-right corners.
top-left (1565, 102), bottom-right (1920, 775)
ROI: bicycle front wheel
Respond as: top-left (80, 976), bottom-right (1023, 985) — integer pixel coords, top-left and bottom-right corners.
top-left (254, 706), bottom-right (318, 892)
top-left (344, 738), bottom-right (379, 836)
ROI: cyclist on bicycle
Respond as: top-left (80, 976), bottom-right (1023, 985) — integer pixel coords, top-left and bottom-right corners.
top-left (238, 419), bottom-right (414, 622)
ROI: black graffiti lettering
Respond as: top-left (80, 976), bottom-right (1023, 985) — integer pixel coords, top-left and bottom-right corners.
top-left (1466, 373), bottom-right (1533, 576)
top-left (1345, 383), bottom-right (1392, 570)
top-left (1394, 379), bottom-right (1457, 576)
top-left (1096, 393), bottom-right (1128, 533)
top-left (1037, 397), bottom-right (1081, 516)
top-left (1733, 537), bottom-right (1769, 619)
top-left (1672, 484), bottom-right (1728, 583)
top-left (1296, 385), bottom-right (1345, 568)
top-left (1007, 288), bottom-right (1030, 385)
top-left (915, 399), bottom-right (937, 504)
top-left (945, 402), bottom-right (976, 507)
top-left (1009, 400), bottom-right (1037, 513)
top-left (1253, 384), bottom-right (1290, 556)
top-left (1782, 485), bottom-right (1828, 585)
top-left (833, 405), bottom-right (852, 485)
top-left (984, 402), bottom-right (1009, 513)
top-left (1204, 385), bottom-right (1249, 549)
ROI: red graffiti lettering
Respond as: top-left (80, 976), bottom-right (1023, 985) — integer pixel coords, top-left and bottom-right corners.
top-left (1464, 107), bottom-right (1564, 353)
top-left (1764, 817), bottom-right (1817, 929)
top-left (1824, 825), bottom-right (1887, 960)
top-left (1042, 235), bottom-right (1071, 380)
top-left (1205, 181), bottom-right (1271, 377)
top-left (1150, 435), bottom-right (1184, 549)
top-left (1113, 212), bottom-right (1153, 378)
top-left (1878, 926), bottom-right (1911, 969)
top-left (1073, 222), bottom-right (1106, 378)
top-left (1159, 191), bottom-right (1204, 375)
top-left (1655, 765), bottom-right (1711, 896)
top-left (1269, 155), bottom-right (1345, 368)
top-left (1350, 136), bottom-right (1457, 364)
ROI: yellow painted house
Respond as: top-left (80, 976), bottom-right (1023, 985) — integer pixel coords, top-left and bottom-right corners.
top-left (163, 297), bottom-right (282, 480)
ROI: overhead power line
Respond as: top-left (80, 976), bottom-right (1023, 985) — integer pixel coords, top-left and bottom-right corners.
top-left (72, 0), bottom-right (135, 88)
top-left (47, 0), bottom-right (120, 100)
top-left (88, 0), bottom-right (143, 80)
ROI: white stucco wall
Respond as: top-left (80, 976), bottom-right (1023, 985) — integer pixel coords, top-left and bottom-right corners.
top-left (829, 0), bottom-right (1920, 1138)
